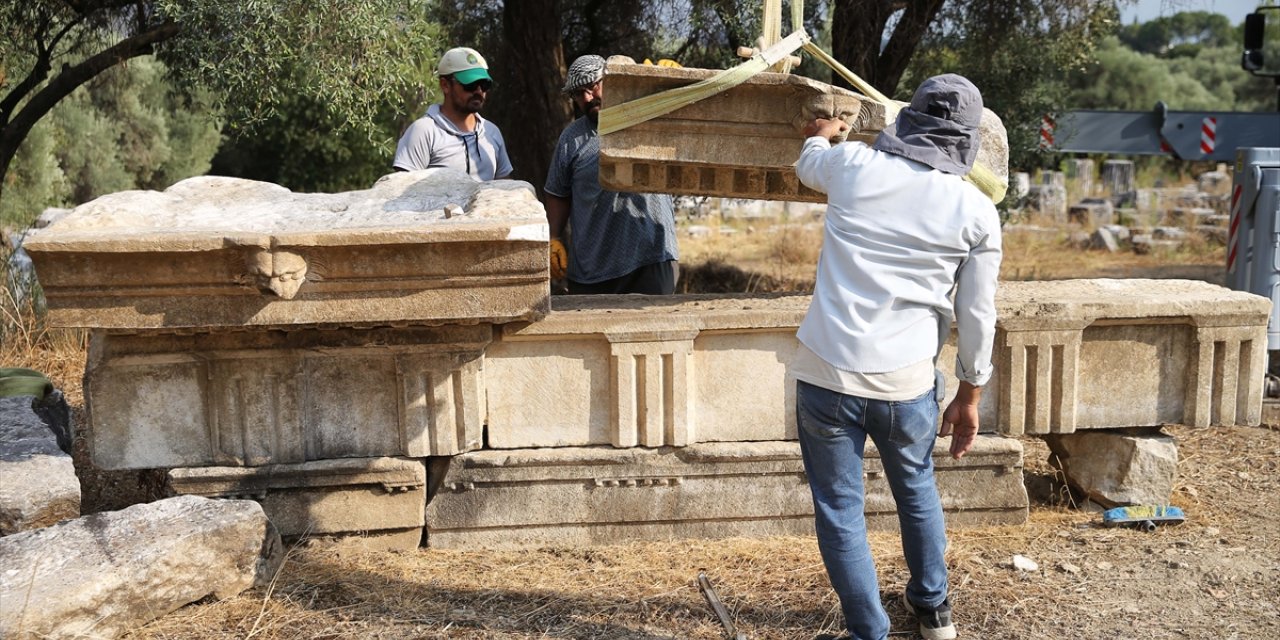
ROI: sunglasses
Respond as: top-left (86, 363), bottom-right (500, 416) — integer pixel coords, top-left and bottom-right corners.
top-left (453, 77), bottom-right (493, 93)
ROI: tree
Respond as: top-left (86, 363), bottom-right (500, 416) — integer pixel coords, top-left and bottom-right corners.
top-left (1, 0), bottom-right (437, 196)
top-left (0, 56), bottom-right (221, 227)
top-left (900, 0), bottom-right (1118, 169)
top-left (1118, 10), bottom-right (1234, 57)
top-left (830, 0), bottom-right (947, 96)
top-left (501, 0), bottom-right (572, 194)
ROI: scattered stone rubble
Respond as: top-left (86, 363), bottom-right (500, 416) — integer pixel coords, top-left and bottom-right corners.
top-left (1013, 162), bottom-right (1235, 254)
top-left (1046, 429), bottom-right (1179, 507)
top-left (0, 496), bottom-right (282, 639)
top-left (0, 395), bottom-right (79, 535)
top-left (8, 162), bottom-right (1271, 634)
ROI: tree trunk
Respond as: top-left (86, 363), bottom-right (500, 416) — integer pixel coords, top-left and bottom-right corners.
top-left (877, 0), bottom-right (946, 98)
top-left (831, 0), bottom-right (893, 93)
top-left (499, 0), bottom-right (571, 197)
top-left (830, 0), bottom-right (944, 99)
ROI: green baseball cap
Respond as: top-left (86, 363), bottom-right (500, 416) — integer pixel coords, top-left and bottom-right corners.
top-left (438, 47), bottom-right (491, 84)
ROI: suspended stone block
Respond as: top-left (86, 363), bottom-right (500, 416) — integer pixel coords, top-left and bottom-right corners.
top-left (23, 171), bottom-right (550, 330)
top-left (597, 57), bottom-right (1008, 202)
top-left (425, 437), bottom-right (1026, 549)
top-left (169, 457), bottom-right (426, 551)
top-left (86, 325), bottom-right (490, 469)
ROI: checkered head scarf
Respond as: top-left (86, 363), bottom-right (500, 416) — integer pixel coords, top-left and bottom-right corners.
top-left (562, 55), bottom-right (605, 94)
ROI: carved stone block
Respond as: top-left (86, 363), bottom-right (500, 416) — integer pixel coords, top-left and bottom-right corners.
top-left (425, 437), bottom-right (1026, 549)
top-left (598, 58), bottom-right (1008, 203)
top-left (169, 457), bottom-right (425, 551)
top-left (24, 171), bottom-right (550, 330)
top-left (87, 326), bottom-right (490, 469)
top-left (486, 282), bottom-right (1267, 449)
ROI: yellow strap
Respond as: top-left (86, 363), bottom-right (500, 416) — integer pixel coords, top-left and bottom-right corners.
top-left (599, 27), bottom-right (1007, 203)
top-left (801, 41), bottom-right (1006, 203)
top-left (598, 31), bottom-right (809, 137)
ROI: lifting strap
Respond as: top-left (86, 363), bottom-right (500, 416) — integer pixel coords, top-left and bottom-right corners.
top-left (597, 0), bottom-right (1007, 204)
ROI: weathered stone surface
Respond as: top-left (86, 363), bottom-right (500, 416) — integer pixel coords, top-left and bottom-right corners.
top-left (1068, 198), bottom-right (1114, 226)
top-left (597, 57), bottom-right (1008, 203)
top-left (1045, 429), bottom-right (1178, 507)
top-left (1101, 160), bottom-right (1135, 196)
top-left (485, 282), bottom-right (1267, 449)
top-left (1131, 235), bottom-right (1181, 254)
top-left (169, 457), bottom-right (425, 551)
top-left (486, 294), bottom-right (808, 448)
top-left (1167, 207), bottom-right (1218, 226)
top-left (0, 397), bottom-right (79, 535)
top-left (1042, 171), bottom-right (1066, 189)
top-left (85, 325), bottom-right (489, 470)
top-left (426, 437), bottom-right (1026, 549)
top-left (1027, 184), bottom-right (1067, 221)
top-left (24, 171), bottom-right (549, 330)
top-left (81, 280), bottom-right (1268, 476)
top-left (1153, 226), bottom-right (1188, 241)
top-left (1090, 227), bottom-right (1119, 252)
top-left (0, 495), bottom-right (281, 639)
top-left (1065, 158), bottom-right (1095, 195)
top-left (995, 280), bottom-right (1268, 433)
top-left (1197, 167), bottom-right (1231, 195)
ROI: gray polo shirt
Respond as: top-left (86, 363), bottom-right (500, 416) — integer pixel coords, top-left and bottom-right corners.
top-left (544, 116), bottom-right (678, 284)
top-left (393, 104), bottom-right (513, 180)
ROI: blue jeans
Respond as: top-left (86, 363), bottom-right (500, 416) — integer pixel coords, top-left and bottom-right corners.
top-left (795, 380), bottom-right (949, 640)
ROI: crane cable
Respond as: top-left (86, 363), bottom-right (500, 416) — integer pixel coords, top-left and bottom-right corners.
top-left (597, 0), bottom-right (1007, 203)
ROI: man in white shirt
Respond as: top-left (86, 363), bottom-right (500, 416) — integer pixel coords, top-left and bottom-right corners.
top-left (793, 74), bottom-right (1001, 640)
top-left (393, 47), bottom-right (513, 181)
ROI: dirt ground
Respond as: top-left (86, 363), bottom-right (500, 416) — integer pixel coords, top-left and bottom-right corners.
top-left (15, 215), bottom-right (1278, 639)
top-left (120, 425), bottom-right (1279, 639)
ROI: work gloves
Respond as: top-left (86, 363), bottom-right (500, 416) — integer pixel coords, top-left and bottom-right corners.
top-left (549, 238), bottom-right (568, 280)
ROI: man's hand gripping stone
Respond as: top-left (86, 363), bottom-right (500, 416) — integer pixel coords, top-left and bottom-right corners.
top-left (802, 117), bottom-right (850, 142)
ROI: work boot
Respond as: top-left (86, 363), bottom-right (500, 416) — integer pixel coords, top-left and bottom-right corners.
top-left (902, 592), bottom-right (957, 640)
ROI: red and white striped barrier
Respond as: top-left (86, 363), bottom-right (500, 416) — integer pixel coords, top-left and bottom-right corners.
top-left (1039, 114), bottom-right (1055, 150)
top-left (1227, 183), bottom-right (1244, 274)
top-left (1200, 116), bottom-right (1218, 155)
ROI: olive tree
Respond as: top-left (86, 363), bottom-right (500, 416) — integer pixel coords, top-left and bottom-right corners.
top-left (1, 0), bottom-right (438, 194)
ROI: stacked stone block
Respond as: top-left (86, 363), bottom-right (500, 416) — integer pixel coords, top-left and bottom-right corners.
top-left (25, 173), bottom-right (1270, 550)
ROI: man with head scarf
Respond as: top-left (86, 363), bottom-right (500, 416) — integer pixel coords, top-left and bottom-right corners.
top-left (792, 74), bottom-right (1001, 640)
top-left (543, 55), bottom-right (679, 294)
top-left (393, 47), bottom-right (513, 181)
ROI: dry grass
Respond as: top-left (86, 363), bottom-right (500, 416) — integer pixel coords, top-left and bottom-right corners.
top-left (119, 426), bottom-right (1279, 640)
top-left (7, 204), bottom-right (1276, 639)
top-left (679, 211), bottom-right (1227, 294)
top-left (679, 217), bottom-right (822, 293)
top-left (1, 252), bottom-right (86, 403)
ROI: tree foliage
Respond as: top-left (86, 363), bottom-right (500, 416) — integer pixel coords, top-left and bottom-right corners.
top-left (1, 0), bottom-right (438, 196)
top-left (1068, 34), bottom-right (1279, 112)
top-left (0, 57), bottom-right (221, 227)
top-left (1117, 10), bottom-right (1235, 57)
top-left (904, 0), bottom-right (1119, 169)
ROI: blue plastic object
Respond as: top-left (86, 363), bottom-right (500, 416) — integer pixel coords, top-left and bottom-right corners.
top-left (1102, 505), bottom-right (1186, 531)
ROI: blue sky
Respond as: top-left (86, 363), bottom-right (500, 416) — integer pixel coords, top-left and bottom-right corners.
top-left (1118, 0), bottom-right (1261, 26)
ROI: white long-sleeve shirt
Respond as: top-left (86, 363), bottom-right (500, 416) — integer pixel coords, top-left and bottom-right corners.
top-left (795, 137), bottom-right (1001, 387)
